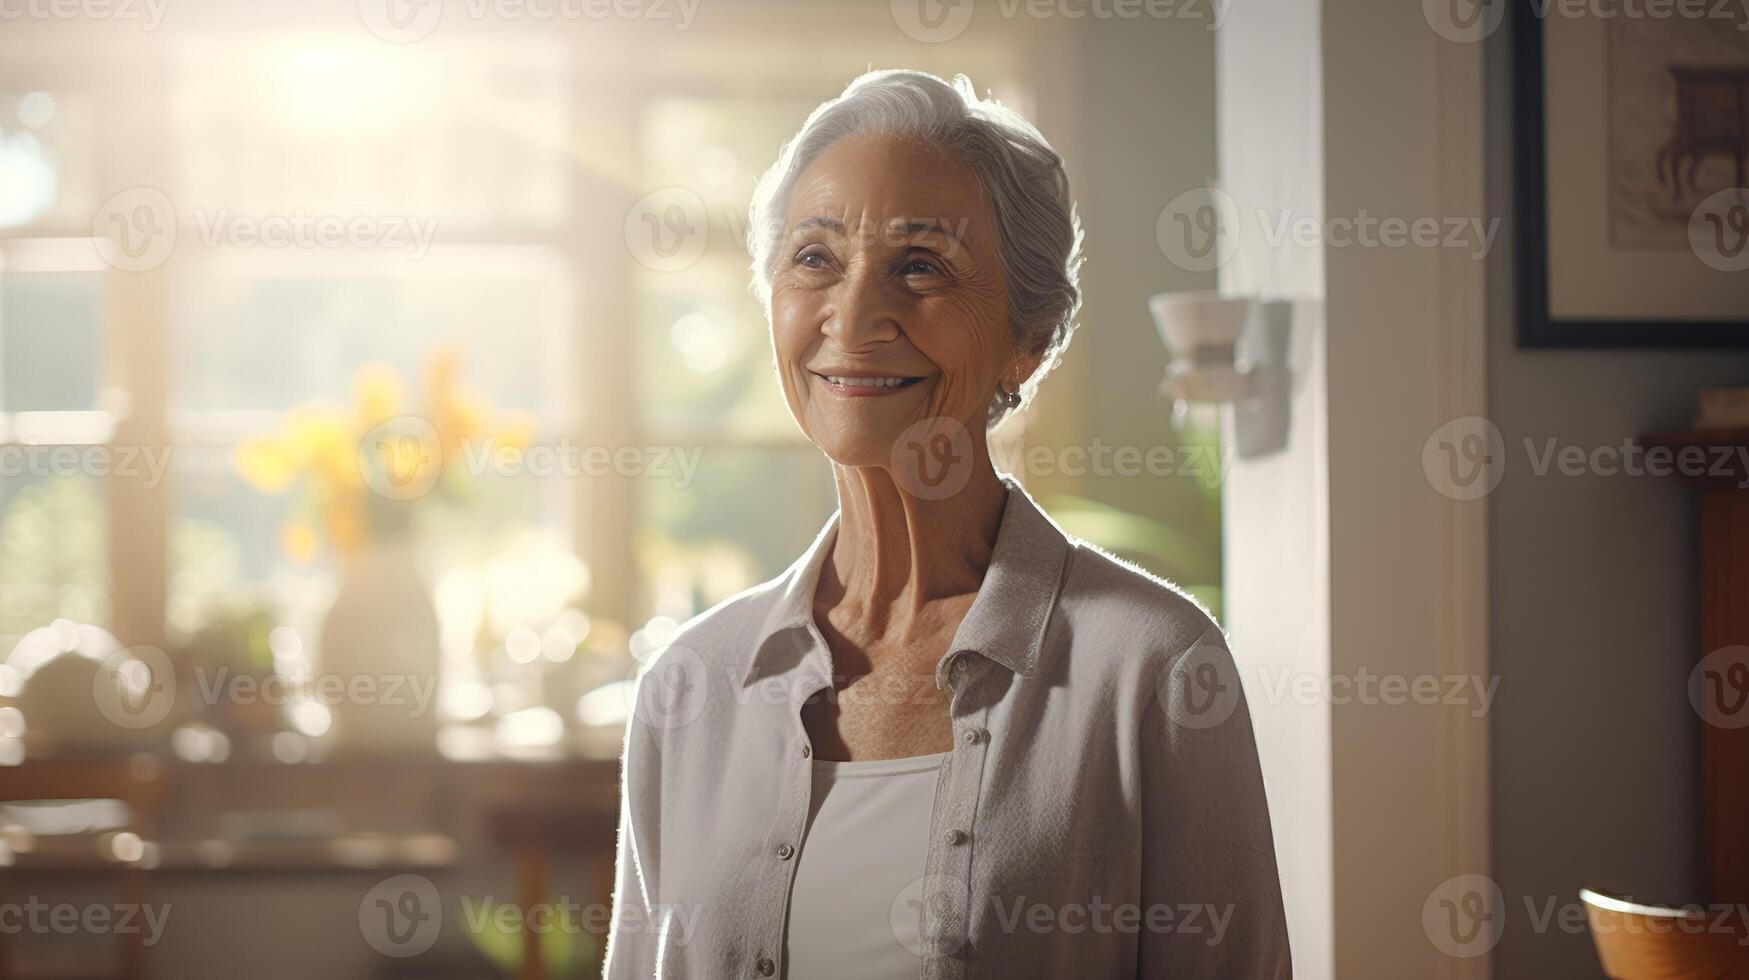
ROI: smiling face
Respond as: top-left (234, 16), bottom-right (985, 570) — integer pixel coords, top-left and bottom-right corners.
top-left (769, 134), bottom-right (1034, 468)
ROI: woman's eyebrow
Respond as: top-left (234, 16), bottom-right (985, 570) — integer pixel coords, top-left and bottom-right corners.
top-left (789, 216), bottom-right (844, 237)
top-left (892, 219), bottom-right (967, 251)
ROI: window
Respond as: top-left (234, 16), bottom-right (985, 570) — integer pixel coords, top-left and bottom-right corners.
top-left (0, 26), bottom-right (1041, 762)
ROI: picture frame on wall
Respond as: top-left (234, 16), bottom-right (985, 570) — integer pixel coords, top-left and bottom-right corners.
top-left (1512, 0), bottom-right (1749, 347)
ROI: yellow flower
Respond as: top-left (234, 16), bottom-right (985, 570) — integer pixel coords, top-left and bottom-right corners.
top-left (353, 363), bottom-right (404, 429)
top-left (280, 520), bottom-right (320, 562)
top-left (289, 405), bottom-right (361, 492)
top-left (235, 435), bottom-right (299, 493)
top-left (495, 410), bottom-right (538, 450)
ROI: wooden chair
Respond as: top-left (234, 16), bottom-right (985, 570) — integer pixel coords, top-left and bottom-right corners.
top-left (0, 757), bottom-right (164, 980)
top-left (1582, 887), bottom-right (1749, 979)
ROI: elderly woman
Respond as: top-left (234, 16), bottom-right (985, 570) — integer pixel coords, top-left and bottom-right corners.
top-left (606, 69), bottom-right (1289, 979)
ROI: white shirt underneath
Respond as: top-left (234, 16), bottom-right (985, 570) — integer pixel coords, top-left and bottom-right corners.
top-left (783, 751), bottom-right (947, 980)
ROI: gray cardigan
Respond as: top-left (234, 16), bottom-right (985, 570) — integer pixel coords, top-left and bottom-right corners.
top-left (605, 477), bottom-right (1292, 979)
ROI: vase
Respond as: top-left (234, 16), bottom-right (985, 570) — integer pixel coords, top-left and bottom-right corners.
top-left (317, 537), bottom-right (442, 756)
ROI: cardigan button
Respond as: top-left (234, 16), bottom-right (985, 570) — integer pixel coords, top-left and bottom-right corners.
top-left (942, 828), bottom-right (968, 846)
top-left (961, 727), bottom-right (986, 745)
top-left (777, 843), bottom-right (795, 860)
top-left (755, 956), bottom-right (776, 976)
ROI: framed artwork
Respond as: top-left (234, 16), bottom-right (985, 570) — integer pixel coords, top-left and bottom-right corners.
top-left (1512, 0), bottom-right (1749, 347)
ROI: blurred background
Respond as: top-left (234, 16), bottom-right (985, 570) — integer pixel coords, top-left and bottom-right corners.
top-left (0, 1), bottom-right (1223, 977)
top-left (7, 0), bottom-right (1749, 978)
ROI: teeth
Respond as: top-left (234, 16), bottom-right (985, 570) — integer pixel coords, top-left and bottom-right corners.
top-left (826, 376), bottom-right (910, 388)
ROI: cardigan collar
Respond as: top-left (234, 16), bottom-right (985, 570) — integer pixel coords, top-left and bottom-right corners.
top-left (741, 475), bottom-right (1073, 690)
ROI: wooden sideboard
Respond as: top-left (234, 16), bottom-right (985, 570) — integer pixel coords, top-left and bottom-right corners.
top-left (1644, 429), bottom-right (1749, 902)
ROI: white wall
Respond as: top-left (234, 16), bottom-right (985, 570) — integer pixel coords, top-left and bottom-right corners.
top-left (1221, 1), bottom-right (1491, 977)
top-left (1215, 0), bottom-right (1332, 974)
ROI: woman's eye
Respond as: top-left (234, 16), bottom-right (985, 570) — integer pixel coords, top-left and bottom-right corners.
top-left (794, 246), bottom-right (830, 269)
top-left (901, 257), bottom-right (942, 277)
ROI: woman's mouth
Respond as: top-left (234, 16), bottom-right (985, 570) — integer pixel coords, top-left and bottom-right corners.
top-left (812, 373), bottom-right (927, 396)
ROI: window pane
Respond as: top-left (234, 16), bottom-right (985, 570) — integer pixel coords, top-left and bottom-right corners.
top-left (1, 270), bottom-right (102, 412)
top-left (640, 96), bottom-right (817, 217)
top-left (0, 88), bottom-right (98, 231)
top-left (638, 446), bottom-right (834, 622)
top-left (0, 472), bottom-right (107, 637)
top-left (170, 249), bottom-right (571, 422)
top-left (636, 255), bottom-right (798, 438)
top-left (171, 40), bottom-right (570, 232)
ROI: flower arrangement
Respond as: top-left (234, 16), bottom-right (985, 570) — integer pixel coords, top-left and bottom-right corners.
top-left (234, 348), bottom-right (534, 561)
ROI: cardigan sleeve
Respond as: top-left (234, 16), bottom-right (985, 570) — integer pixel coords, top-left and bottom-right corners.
top-left (1138, 627), bottom-right (1292, 978)
top-left (603, 683), bottom-right (662, 979)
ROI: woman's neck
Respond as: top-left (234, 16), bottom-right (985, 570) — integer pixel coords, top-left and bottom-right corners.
top-left (817, 454), bottom-right (1009, 632)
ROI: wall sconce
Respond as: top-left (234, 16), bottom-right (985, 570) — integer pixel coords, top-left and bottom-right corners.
top-left (1149, 290), bottom-right (1293, 458)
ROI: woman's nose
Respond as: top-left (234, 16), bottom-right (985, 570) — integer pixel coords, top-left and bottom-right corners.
top-left (821, 267), bottom-right (903, 351)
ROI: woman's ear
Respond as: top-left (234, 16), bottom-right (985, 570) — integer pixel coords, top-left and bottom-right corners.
top-left (1010, 345), bottom-right (1046, 390)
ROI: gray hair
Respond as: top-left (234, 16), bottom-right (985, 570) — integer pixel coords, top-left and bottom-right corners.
top-left (747, 69), bottom-right (1085, 426)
